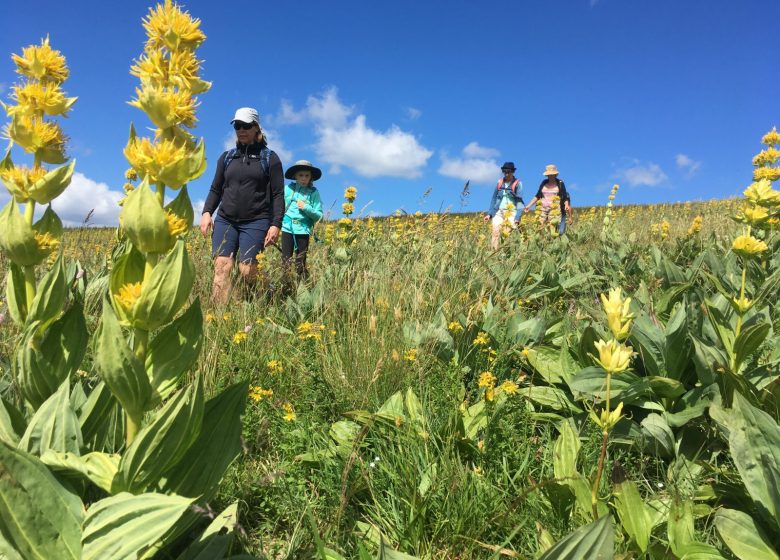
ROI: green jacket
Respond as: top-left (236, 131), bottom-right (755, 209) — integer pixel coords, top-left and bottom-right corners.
top-left (282, 182), bottom-right (323, 235)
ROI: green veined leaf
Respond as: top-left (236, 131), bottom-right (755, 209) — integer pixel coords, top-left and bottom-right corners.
top-left (0, 441), bottom-right (83, 560)
top-left (82, 492), bottom-right (195, 560)
top-left (714, 508), bottom-right (779, 560)
top-left (116, 380), bottom-right (203, 493)
top-left (613, 479), bottom-right (651, 553)
top-left (18, 380), bottom-right (82, 457)
top-left (538, 515), bottom-right (614, 560)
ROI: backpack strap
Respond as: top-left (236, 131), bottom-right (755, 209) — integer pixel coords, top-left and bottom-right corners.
top-left (222, 146), bottom-right (273, 176)
top-left (222, 148), bottom-right (238, 172)
top-left (497, 178), bottom-right (520, 195)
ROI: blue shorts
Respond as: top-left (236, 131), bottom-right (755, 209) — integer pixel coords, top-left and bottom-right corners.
top-left (211, 214), bottom-right (269, 262)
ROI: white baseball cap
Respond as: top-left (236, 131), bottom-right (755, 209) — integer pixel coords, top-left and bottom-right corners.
top-left (231, 107), bottom-right (260, 125)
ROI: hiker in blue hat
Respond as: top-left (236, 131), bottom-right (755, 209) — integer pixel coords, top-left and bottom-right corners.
top-left (484, 161), bottom-right (523, 250)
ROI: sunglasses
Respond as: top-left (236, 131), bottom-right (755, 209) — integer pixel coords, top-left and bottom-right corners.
top-left (502, 168), bottom-right (514, 173)
top-left (233, 121), bottom-right (255, 131)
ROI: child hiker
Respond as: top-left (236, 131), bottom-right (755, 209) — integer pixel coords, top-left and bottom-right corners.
top-left (281, 160), bottom-right (323, 283)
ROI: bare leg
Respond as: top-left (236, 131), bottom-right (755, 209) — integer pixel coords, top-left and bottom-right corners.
top-left (491, 222), bottom-right (501, 250)
top-left (212, 256), bottom-right (233, 305)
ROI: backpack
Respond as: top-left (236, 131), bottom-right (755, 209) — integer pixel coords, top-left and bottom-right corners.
top-left (223, 145), bottom-right (273, 176)
top-left (497, 178), bottom-right (520, 196)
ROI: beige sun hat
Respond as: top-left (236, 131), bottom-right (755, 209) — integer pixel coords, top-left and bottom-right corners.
top-left (285, 160), bottom-right (322, 181)
top-left (543, 164), bottom-right (559, 176)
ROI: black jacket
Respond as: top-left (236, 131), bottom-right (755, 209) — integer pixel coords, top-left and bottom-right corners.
top-left (202, 141), bottom-right (285, 227)
top-left (534, 178), bottom-right (570, 214)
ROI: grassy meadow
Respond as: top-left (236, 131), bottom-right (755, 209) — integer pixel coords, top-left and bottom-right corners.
top-left (7, 192), bottom-right (780, 558)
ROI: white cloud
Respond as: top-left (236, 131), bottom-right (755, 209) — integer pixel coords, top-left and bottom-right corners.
top-left (462, 141), bottom-right (500, 159)
top-left (438, 142), bottom-right (501, 184)
top-left (675, 153), bottom-right (702, 177)
top-left (263, 128), bottom-right (293, 164)
top-left (615, 160), bottom-right (668, 187)
top-left (1, 173), bottom-right (119, 226)
top-left (405, 107), bottom-right (422, 120)
top-left (273, 99), bottom-right (306, 125)
top-left (281, 88), bottom-right (431, 179)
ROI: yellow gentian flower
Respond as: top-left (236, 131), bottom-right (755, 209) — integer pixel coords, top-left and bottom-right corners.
top-left (599, 287), bottom-right (634, 341)
top-left (732, 234), bottom-right (768, 258)
top-left (594, 339), bottom-right (633, 374)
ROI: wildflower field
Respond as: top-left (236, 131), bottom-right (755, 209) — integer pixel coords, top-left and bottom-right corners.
top-left (3, 2), bottom-right (780, 559)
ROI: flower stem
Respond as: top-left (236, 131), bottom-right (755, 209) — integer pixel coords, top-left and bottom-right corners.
top-left (156, 182), bottom-right (165, 207)
top-left (591, 430), bottom-right (609, 519)
top-left (591, 371), bottom-right (612, 519)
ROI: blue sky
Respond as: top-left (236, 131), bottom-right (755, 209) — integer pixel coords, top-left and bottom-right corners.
top-left (1, 0), bottom-right (778, 224)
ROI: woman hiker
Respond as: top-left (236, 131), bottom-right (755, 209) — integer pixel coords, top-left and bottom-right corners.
top-left (523, 164), bottom-right (572, 235)
top-left (200, 107), bottom-right (284, 304)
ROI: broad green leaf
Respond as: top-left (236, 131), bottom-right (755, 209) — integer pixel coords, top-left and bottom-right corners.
top-left (377, 391), bottom-right (405, 419)
top-left (0, 398), bottom-right (22, 446)
top-left (664, 302), bottom-right (691, 379)
top-left (527, 346), bottom-right (565, 384)
top-left (677, 541), bottom-right (727, 559)
top-left (647, 376), bottom-right (685, 398)
top-left (664, 384), bottom-right (719, 428)
top-left (176, 502), bottom-right (240, 560)
top-left (404, 388), bottom-right (425, 431)
top-left (132, 240), bottom-right (195, 331)
top-left (5, 262), bottom-right (27, 324)
top-left (553, 419), bottom-right (580, 480)
top-left (0, 441), bottom-right (83, 560)
top-left (40, 450), bottom-right (120, 493)
top-left (641, 413), bottom-right (675, 457)
top-left (506, 315), bottom-right (546, 347)
top-left (734, 321), bottom-right (771, 372)
top-left (629, 313), bottom-right (665, 377)
top-left (160, 382), bottom-right (246, 500)
top-left (82, 492), bottom-right (194, 560)
top-left (613, 479), bottom-right (651, 552)
top-left (525, 386), bottom-right (581, 413)
top-left (79, 381), bottom-right (119, 445)
top-left (95, 301), bottom-right (151, 425)
top-left (26, 254), bottom-right (67, 332)
top-left (691, 336), bottom-right (728, 383)
top-left (714, 508), bottom-right (779, 560)
top-left (723, 393), bottom-right (780, 528)
top-left (538, 515), bottom-right (614, 560)
top-left (668, 498), bottom-right (695, 557)
top-left (0, 199), bottom-right (40, 267)
top-left (18, 381), bottom-right (82, 457)
top-left (568, 368), bottom-right (645, 402)
top-left (117, 381), bottom-right (203, 493)
top-left (145, 300), bottom-right (203, 402)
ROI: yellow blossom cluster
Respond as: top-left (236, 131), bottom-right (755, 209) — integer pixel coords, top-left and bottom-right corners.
top-left (267, 359), bottom-right (283, 375)
top-left (282, 402), bottom-right (296, 421)
top-left (249, 386), bottom-right (273, 402)
top-left (297, 320), bottom-right (326, 341)
top-left (687, 215), bottom-right (703, 235)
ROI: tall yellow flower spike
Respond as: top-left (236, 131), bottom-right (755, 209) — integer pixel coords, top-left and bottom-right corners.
top-left (143, 0), bottom-right (206, 52)
top-left (599, 287), bottom-right (634, 341)
top-left (11, 36), bottom-right (69, 83)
